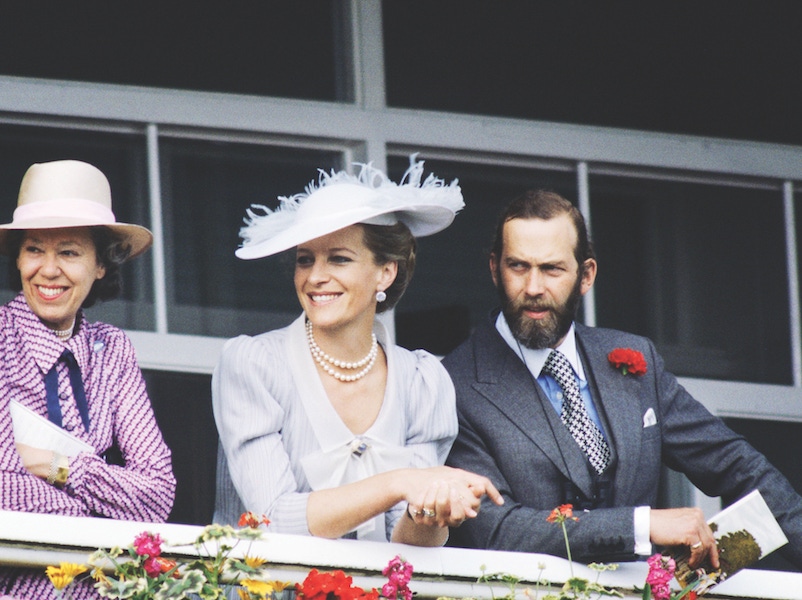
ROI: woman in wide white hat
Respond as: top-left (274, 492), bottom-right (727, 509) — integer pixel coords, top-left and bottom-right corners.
top-left (214, 156), bottom-right (502, 546)
top-left (0, 160), bottom-right (175, 599)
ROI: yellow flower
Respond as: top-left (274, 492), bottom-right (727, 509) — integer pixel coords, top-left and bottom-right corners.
top-left (267, 579), bottom-right (292, 592)
top-left (244, 555), bottom-right (267, 569)
top-left (241, 579), bottom-right (275, 596)
top-left (45, 562), bottom-right (88, 591)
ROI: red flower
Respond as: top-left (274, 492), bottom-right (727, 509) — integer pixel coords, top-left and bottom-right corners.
top-left (143, 556), bottom-right (177, 578)
top-left (238, 511), bottom-right (271, 529)
top-left (546, 503), bottom-right (578, 524)
top-left (132, 532), bottom-right (163, 558)
top-left (296, 568), bottom-right (376, 600)
top-left (607, 348), bottom-right (647, 376)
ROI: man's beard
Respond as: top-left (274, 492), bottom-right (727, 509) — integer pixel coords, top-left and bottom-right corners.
top-left (496, 268), bottom-right (584, 350)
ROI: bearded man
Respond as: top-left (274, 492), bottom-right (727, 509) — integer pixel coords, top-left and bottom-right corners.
top-left (443, 190), bottom-right (802, 569)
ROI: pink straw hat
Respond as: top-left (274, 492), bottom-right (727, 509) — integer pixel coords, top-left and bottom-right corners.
top-left (0, 160), bottom-right (153, 258)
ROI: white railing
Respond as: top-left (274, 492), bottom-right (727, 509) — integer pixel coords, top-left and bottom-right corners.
top-left (1, 511), bottom-right (800, 600)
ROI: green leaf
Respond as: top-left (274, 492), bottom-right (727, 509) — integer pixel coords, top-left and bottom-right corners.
top-left (152, 569), bottom-right (206, 600)
top-left (563, 576), bottom-right (589, 592)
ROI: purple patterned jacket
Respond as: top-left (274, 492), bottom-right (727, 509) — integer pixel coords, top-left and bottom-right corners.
top-left (0, 293), bottom-right (175, 599)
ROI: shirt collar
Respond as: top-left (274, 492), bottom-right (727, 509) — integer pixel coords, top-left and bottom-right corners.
top-left (495, 312), bottom-right (585, 381)
top-left (10, 292), bottom-right (90, 373)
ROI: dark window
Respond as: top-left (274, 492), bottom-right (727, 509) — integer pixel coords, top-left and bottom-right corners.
top-left (591, 175), bottom-right (791, 384)
top-left (383, 1), bottom-right (802, 146)
top-left (160, 138), bottom-right (341, 336)
top-left (0, 3), bottom-right (350, 101)
top-left (722, 418), bottom-right (802, 572)
top-left (145, 370), bottom-right (216, 525)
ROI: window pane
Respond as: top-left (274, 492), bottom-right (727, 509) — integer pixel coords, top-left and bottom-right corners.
top-left (161, 139), bottom-right (341, 337)
top-left (722, 418), bottom-right (802, 572)
top-left (0, 3), bottom-right (350, 102)
top-left (590, 175), bottom-right (791, 384)
top-left (144, 370), bottom-right (215, 525)
top-left (0, 123), bottom-right (154, 330)
top-left (387, 155), bottom-right (577, 355)
top-left (382, 2), bottom-right (801, 146)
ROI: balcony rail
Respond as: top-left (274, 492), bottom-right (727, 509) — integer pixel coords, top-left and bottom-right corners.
top-left (2, 511), bottom-right (801, 599)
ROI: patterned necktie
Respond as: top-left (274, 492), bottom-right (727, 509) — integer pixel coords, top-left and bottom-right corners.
top-left (542, 350), bottom-right (610, 474)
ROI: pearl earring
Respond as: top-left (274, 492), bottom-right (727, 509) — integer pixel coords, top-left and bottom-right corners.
top-left (376, 290), bottom-right (387, 303)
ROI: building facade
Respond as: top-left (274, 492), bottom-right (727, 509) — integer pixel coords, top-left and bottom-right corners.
top-left (1, 5), bottom-right (801, 568)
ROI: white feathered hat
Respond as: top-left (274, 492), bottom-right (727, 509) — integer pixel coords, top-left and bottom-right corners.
top-left (236, 155), bottom-right (464, 259)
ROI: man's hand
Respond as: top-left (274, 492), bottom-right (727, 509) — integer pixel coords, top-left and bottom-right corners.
top-left (650, 507), bottom-right (719, 570)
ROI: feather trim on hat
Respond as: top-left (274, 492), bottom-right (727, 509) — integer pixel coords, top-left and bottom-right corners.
top-left (239, 155), bottom-right (463, 250)
top-left (240, 195), bottom-right (303, 249)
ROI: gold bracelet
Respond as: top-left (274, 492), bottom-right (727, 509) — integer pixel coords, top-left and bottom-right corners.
top-left (53, 454), bottom-right (70, 489)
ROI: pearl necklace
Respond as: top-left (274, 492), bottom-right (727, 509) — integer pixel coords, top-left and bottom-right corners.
top-left (52, 320), bottom-right (76, 341)
top-left (305, 320), bottom-right (378, 383)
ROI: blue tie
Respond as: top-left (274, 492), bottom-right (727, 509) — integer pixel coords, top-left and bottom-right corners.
top-left (45, 349), bottom-right (90, 432)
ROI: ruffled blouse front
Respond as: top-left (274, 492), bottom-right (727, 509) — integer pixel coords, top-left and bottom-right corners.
top-left (213, 314), bottom-right (456, 541)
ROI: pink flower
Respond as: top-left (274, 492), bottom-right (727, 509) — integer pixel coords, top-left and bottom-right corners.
top-left (143, 556), bottom-right (163, 578)
top-left (651, 582), bottom-right (671, 600)
top-left (646, 554), bottom-right (676, 600)
top-left (381, 556), bottom-right (413, 600)
top-left (132, 532), bottom-right (163, 558)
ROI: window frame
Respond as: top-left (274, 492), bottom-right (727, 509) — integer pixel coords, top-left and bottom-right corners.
top-left (0, 0), bottom-right (800, 427)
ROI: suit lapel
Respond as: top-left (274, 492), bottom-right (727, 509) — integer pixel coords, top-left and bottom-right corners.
top-left (576, 325), bottom-right (644, 504)
top-left (471, 323), bottom-right (595, 497)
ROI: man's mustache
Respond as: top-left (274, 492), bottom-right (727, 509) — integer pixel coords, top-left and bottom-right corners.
top-left (519, 301), bottom-right (554, 313)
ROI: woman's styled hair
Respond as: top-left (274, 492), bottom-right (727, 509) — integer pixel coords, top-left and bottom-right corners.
top-left (360, 222), bottom-right (417, 314)
top-left (6, 226), bottom-right (132, 308)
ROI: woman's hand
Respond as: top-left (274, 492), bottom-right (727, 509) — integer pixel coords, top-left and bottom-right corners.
top-left (404, 466), bottom-right (504, 528)
top-left (308, 465), bottom-right (503, 545)
top-left (15, 443), bottom-right (56, 480)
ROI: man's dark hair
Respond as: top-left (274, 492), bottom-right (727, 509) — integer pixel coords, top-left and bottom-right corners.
top-left (6, 226), bottom-right (132, 308)
top-left (490, 189), bottom-right (595, 266)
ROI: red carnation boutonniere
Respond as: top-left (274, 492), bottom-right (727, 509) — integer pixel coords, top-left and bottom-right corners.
top-left (607, 348), bottom-right (647, 376)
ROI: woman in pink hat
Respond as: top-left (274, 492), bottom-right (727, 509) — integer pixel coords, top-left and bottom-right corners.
top-left (214, 156), bottom-right (502, 547)
top-left (0, 160), bottom-right (175, 599)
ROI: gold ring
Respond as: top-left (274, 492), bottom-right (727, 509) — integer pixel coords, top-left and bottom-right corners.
top-left (422, 508), bottom-right (436, 518)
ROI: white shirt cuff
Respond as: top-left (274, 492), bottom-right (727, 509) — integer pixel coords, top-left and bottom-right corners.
top-left (634, 505), bottom-right (652, 555)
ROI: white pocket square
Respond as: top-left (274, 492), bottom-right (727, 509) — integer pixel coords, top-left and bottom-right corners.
top-left (642, 408), bottom-right (657, 428)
